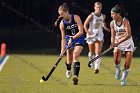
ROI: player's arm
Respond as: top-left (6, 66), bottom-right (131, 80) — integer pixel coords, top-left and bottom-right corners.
top-left (59, 21), bottom-right (66, 55)
top-left (110, 20), bottom-right (116, 47)
top-left (117, 18), bottom-right (131, 44)
top-left (84, 13), bottom-right (93, 35)
top-left (102, 14), bottom-right (110, 32)
top-left (72, 15), bottom-right (83, 39)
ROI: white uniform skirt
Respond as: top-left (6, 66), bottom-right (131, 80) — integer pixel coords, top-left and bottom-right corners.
top-left (86, 28), bottom-right (104, 44)
top-left (114, 36), bottom-right (135, 52)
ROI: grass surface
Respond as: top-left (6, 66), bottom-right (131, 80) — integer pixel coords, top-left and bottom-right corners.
top-left (0, 54), bottom-right (140, 93)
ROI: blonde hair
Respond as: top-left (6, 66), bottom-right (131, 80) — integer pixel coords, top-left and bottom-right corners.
top-left (58, 3), bottom-right (69, 12)
top-left (94, 2), bottom-right (102, 7)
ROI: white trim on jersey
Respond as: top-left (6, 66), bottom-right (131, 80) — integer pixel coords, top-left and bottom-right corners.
top-left (113, 17), bottom-right (135, 52)
top-left (86, 12), bottom-right (104, 44)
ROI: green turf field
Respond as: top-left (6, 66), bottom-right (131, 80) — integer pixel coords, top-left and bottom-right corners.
top-left (0, 54), bottom-right (140, 93)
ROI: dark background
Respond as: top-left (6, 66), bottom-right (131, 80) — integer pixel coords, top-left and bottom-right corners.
top-left (0, 0), bottom-right (140, 56)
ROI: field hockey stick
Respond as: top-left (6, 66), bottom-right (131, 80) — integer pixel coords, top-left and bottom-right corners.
top-left (41, 47), bottom-right (69, 82)
top-left (90, 45), bottom-right (137, 64)
top-left (88, 46), bottom-right (115, 66)
top-left (85, 24), bottom-right (99, 41)
top-left (85, 34), bottom-right (96, 40)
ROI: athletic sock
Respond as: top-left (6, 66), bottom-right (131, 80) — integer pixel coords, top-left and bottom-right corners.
top-left (121, 69), bottom-right (130, 81)
top-left (73, 62), bottom-right (80, 77)
top-left (94, 55), bottom-right (101, 70)
top-left (115, 64), bottom-right (121, 70)
top-left (88, 52), bottom-right (94, 61)
top-left (65, 62), bottom-right (71, 70)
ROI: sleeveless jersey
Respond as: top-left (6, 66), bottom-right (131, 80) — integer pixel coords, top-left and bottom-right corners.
top-left (62, 14), bottom-right (85, 49)
top-left (113, 17), bottom-right (133, 45)
top-left (63, 14), bottom-right (79, 36)
top-left (86, 13), bottom-right (104, 44)
top-left (113, 17), bottom-right (134, 52)
top-left (89, 12), bottom-right (104, 35)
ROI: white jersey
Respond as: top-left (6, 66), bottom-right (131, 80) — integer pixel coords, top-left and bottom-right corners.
top-left (113, 17), bottom-right (135, 52)
top-left (86, 12), bottom-right (104, 44)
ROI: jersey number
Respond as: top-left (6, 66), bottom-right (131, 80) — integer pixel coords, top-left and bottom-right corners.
top-left (71, 29), bottom-right (76, 35)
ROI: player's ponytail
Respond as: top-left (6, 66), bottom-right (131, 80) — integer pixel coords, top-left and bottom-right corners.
top-left (118, 5), bottom-right (128, 17)
top-left (54, 16), bottom-right (63, 27)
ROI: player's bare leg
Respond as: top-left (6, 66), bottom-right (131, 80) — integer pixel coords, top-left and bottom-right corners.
top-left (114, 48), bottom-right (122, 80)
top-left (72, 46), bottom-right (83, 85)
top-left (66, 49), bottom-right (73, 79)
top-left (121, 51), bottom-right (133, 86)
top-left (94, 41), bottom-right (103, 74)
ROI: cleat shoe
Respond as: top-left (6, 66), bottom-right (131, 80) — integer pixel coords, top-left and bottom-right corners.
top-left (121, 80), bottom-right (126, 86)
top-left (94, 69), bottom-right (99, 74)
top-left (115, 70), bottom-right (121, 80)
top-left (73, 75), bottom-right (78, 85)
top-left (88, 61), bottom-right (93, 68)
top-left (66, 70), bottom-right (72, 79)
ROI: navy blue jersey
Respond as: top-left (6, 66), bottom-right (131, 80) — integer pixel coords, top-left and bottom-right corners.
top-left (63, 14), bottom-right (79, 36)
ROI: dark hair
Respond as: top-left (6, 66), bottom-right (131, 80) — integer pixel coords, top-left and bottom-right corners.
top-left (111, 5), bottom-right (128, 17)
top-left (58, 3), bottom-right (69, 12)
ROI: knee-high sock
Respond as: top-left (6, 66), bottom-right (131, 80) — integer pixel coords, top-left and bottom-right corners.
top-left (121, 69), bottom-right (130, 81)
top-left (94, 55), bottom-right (101, 69)
top-left (115, 64), bottom-right (121, 70)
top-left (88, 52), bottom-right (94, 61)
top-left (73, 62), bottom-right (80, 77)
top-left (65, 62), bottom-right (71, 70)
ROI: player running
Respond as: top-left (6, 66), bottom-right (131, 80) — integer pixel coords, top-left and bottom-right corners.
top-left (110, 5), bottom-right (135, 86)
top-left (84, 2), bottom-right (110, 74)
top-left (57, 3), bottom-right (85, 85)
